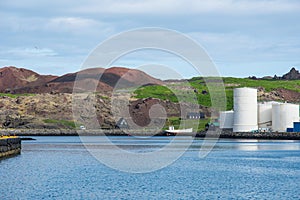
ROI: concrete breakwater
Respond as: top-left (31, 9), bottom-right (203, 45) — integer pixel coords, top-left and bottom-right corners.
top-left (0, 137), bottom-right (21, 159)
top-left (1, 129), bottom-right (300, 140)
top-left (197, 130), bottom-right (300, 140)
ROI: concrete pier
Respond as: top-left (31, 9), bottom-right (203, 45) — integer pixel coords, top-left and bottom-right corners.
top-left (0, 136), bottom-right (21, 159)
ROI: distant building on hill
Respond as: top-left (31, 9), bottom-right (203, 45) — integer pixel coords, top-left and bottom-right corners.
top-left (116, 118), bottom-right (129, 129)
top-left (186, 112), bottom-right (205, 119)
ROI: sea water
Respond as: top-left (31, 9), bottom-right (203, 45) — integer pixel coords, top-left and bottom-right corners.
top-left (0, 136), bottom-right (300, 199)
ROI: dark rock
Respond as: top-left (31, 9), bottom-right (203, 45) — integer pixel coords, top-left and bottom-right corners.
top-left (201, 90), bottom-right (208, 95)
top-left (282, 67), bottom-right (300, 80)
top-left (249, 76), bottom-right (257, 80)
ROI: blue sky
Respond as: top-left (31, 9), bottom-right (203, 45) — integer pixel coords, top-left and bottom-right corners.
top-left (0, 0), bottom-right (300, 79)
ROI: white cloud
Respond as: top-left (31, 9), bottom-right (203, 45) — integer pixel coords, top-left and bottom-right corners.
top-left (73, 0), bottom-right (300, 15)
top-left (4, 0), bottom-right (298, 16)
top-left (46, 17), bottom-right (100, 32)
top-left (5, 47), bottom-right (58, 57)
top-left (0, 12), bottom-right (114, 37)
top-left (0, 13), bottom-right (44, 32)
top-left (1, 0), bottom-right (300, 78)
top-left (45, 17), bottom-right (115, 36)
top-left (188, 31), bottom-right (300, 63)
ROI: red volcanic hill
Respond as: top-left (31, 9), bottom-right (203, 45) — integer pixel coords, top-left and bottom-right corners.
top-left (0, 66), bottom-right (57, 93)
top-left (0, 66), bottom-right (163, 94)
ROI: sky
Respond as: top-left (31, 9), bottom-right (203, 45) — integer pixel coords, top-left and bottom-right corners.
top-left (0, 0), bottom-right (300, 79)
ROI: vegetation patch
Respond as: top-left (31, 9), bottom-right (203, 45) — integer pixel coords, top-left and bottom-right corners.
top-left (43, 119), bottom-right (76, 129)
top-left (134, 77), bottom-right (300, 110)
top-left (0, 93), bottom-right (36, 98)
top-left (134, 85), bottom-right (179, 102)
top-left (164, 117), bottom-right (210, 132)
top-left (97, 94), bottom-right (110, 100)
top-left (222, 77), bottom-right (300, 92)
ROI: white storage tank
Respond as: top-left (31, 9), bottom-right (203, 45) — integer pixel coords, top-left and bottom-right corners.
top-left (233, 88), bottom-right (258, 132)
top-left (272, 103), bottom-right (299, 132)
top-left (219, 111), bottom-right (234, 129)
top-left (258, 102), bottom-right (277, 128)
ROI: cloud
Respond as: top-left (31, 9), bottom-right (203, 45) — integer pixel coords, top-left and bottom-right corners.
top-left (0, 13), bottom-right (44, 32)
top-left (2, 0), bottom-right (299, 16)
top-left (0, 13), bottom-right (112, 35)
top-left (45, 17), bottom-right (101, 33)
top-left (72, 0), bottom-right (300, 15)
top-left (5, 47), bottom-right (58, 57)
top-left (186, 31), bottom-right (300, 65)
top-left (1, 0), bottom-right (300, 78)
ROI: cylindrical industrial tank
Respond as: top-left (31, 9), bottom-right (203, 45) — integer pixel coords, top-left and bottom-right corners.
top-left (233, 88), bottom-right (258, 132)
top-left (258, 102), bottom-right (276, 128)
top-left (219, 111), bottom-right (234, 129)
top-left (272, 103), bottom-right (299, 132)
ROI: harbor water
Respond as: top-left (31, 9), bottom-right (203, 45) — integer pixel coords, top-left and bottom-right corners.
top-left (0, 136), bottom-right (300, 199)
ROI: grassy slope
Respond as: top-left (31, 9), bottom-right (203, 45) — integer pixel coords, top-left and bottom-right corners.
top-left (0, 93), bottom-right (35, 98)
top-left (43, 119), bottom-right (76, 129)
top-left (134, 77), bottom-right (300, 110)
top-left (222, 78), bottom-right (300, 109)
top-left (134, 85), bottom-right (179, 102)
top-left (164, 117), bottom-right (210, 131)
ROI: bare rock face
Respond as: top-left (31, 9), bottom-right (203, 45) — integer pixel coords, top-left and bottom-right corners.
top-left (128, 98), bottom-right (180, 127)
top-left (2, 114), bottom-right (29, 128)
top-left (281, 67), bottom-right (300, 80)
top-left (127, 97), bottom-right (211, 128)
top-left (72, 93), bottom-right (116, 129)
top-left (0, 93), bottom-right (117, 129)
top-left (257, 87), bottom-right (300, 103)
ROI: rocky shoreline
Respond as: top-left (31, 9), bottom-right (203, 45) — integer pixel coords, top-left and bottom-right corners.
top-left (1, 129), bottom-right (300, 140)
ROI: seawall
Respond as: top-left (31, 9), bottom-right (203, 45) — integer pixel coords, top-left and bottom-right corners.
top-left (0, 129), bottom-right (133, 136)
top-left (0, 137), bottom-right (21, 159)
top-left (197, 130), bottom-right (300, 140)
top-left (1, 129), bottom-right (300, 140)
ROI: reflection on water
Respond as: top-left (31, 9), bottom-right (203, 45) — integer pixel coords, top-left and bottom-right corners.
top-left (208, 139), bottom-right (300, 151)
top-left (1, 136), bottom-right (300, 199)
top-left (21, 136), bottom-right (300, 153)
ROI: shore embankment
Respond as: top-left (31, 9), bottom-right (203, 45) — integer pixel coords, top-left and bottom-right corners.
top-left (197, 130), bottom-right (300, 140)
top-left (0, 136), bottom-right (21, 159)
top-left (1, 129), bottom-right (300, 140)
top-left (0, 129), bottom-right (132, 136)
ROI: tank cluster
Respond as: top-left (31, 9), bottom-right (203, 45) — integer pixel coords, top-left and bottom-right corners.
top-left (219, 88), bottom-right (300, 132)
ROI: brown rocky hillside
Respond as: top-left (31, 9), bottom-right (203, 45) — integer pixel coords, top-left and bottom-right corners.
top-left (0, 66), bottom-right (57, 93)
top-left (0, 66), bottom-right (165, 129)
top-left (1, 66), bottom-right (163, 94)
top-left (0, 93), bottom-right (192, 129)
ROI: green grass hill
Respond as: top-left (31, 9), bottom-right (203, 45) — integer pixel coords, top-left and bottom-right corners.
top-left (134, 77), bottom-right (300, 110)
